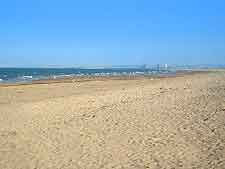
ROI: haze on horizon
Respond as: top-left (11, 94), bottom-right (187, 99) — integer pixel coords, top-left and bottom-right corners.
top-left (0, 0), bottom-right (225, 67)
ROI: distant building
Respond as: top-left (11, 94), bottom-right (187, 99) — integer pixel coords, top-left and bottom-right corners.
top-left (165, 64), bottom-right (168, 70)
top-left (157, 64), bottom-right (160, 72)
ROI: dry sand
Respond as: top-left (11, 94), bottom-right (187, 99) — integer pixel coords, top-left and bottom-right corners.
top-left (0, 71), bottom-right (225, 169)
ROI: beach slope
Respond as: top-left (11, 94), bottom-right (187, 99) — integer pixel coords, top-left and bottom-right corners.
top-left (0, 71), bottom-right (225, 169)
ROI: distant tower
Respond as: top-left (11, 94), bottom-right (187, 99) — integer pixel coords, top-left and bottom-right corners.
top-left (141, 64), bottom-right (147, 69)
top-left (165, 64), bottom-right (168, 70)
top-left (157, 64), bottom-right (160, 72)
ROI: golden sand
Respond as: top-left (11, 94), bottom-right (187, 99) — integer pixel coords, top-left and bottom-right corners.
top-left (0, 71), bottom-right (225, 169)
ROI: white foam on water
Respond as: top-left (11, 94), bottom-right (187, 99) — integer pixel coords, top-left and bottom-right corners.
top-left (52, 74), bottom-right (73, 79)
top-left (23, 76), bottom-right (33, 79)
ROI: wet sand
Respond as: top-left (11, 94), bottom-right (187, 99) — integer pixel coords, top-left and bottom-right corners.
top-left (0, 70), bottom-right (225, 169)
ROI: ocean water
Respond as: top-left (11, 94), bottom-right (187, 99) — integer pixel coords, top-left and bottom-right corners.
top-left (0, 67), bottom-right (173, 84)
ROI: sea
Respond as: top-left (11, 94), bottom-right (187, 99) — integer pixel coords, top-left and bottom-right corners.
top-left (0, 67), bottom-right (175, 84)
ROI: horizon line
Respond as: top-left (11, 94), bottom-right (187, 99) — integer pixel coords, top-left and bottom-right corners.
top-left (0, 64), bottom-right (225, 69)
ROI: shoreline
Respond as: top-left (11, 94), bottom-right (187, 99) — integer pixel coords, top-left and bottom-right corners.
top-left (0, 70), bottom-right (211, 87)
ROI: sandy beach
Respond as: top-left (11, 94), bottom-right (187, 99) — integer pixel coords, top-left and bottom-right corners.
top-left (0, 70), bottom-right (225, 169)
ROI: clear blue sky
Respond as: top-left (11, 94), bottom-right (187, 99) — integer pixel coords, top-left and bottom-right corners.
top-left (0, 0), bottom-right (225, 67)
